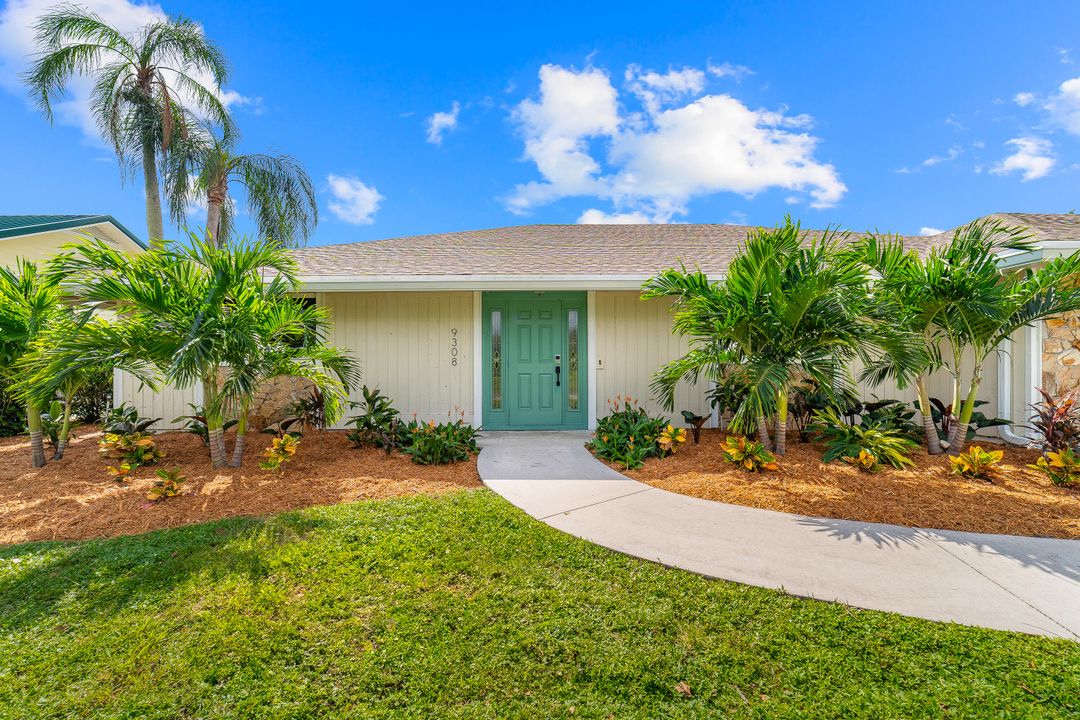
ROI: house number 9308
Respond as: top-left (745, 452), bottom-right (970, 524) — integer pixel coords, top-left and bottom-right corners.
top-left (450, 328), bottom-right (459, 366)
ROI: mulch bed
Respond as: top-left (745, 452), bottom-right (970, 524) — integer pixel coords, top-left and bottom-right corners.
top-left (614, 430), bottom-right (1080, 539)
top-left (0, 427), bottom-right (481, 545)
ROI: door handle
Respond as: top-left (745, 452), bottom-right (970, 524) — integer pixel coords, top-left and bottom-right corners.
top-left (555, 365), bottom-right (561, 387)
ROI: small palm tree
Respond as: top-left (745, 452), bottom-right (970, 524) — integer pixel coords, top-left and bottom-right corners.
top-left (0, 260), bottom-right (60, 467)
top-left (34, 236), bottom-right (358, 468)
top-left (165, 128), bottom-right (317, 247)
top-left (644, 218), bottom-right (880, 455)
top-left (25, 4), bottom-right (231, 243)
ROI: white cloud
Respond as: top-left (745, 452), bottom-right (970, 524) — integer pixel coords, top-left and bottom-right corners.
top-left (625, 65), bottom-right (705, 116)
top-left (326, 174), bottom-right (383, 225)
top-left (577, 208), bottom-right (655, 224)
top-left (1013, 91), bottom-right (1035, 107)
top-left (921, 145), bottom-right (962, 167)
top-left (0, 0), bottom-right (255, 144)
top-left (1058, 48), bottom-right (1073, 65)
top-left (425, 101), bottom-right (460, 145)
top-left (990, 137), bottom-right (1055, 181)
top-left (1045, 77), bottom-right (1080, 135)
top-left (707, 62), bottom-right (754, 82)
top-left (507, 63), bottom-right (845, 220)
top-left (919, 226), bottom-right (944, 236)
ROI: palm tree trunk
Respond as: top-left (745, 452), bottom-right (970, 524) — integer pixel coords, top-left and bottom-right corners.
top-left (203, 378), bottom-right (228, 468)
top-left (142, 136), bottom-right (165, 246)
top-left (53, 399), bottom-right (74, 460)
top-left (949, 369), bottom-right (983, 456)
top-left (26, 402), bottom-right (46, 467)
top-left (229, 401), bottom-right (248, 467)
top-left (756, 414), bottom-right (772, 451)
top-left (208, 425), bottom-right (227, 468)
top-left (206, 179), bottom-right (228, 246)
top-left (774, 390), bottom-right (788, 456)
top-left (915, 376), bottom-right (943, 455)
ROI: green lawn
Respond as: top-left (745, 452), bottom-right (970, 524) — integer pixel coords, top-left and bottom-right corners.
top-left (0, 490), bottom-right (1076, 719)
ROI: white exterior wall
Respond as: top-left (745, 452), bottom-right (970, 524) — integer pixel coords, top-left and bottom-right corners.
top-left (114, 370), bottom-right (202, 430)
top-left (317, 291), bottom-right (475, 426)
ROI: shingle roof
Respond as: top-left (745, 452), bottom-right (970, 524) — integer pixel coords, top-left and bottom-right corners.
top-left (0, 214), bottom-right (145, 247)
top-left (292, 213), bottom-right (1080, 279)
top-left (293, 223), bottom-right (934, 278)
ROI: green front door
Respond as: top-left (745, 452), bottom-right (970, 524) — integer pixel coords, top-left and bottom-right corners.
top-left (482, 292), bottom-right (587, 430)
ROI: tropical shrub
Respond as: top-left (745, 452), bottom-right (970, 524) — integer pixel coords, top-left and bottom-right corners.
top-left (929, 398), bottom-right (1009, 445)
top-left (285, 389), bottom-right (327, 431)
top-left (657, 424), bottom-right (687, 455)
top-left (70, 366), bottom-right (113, 423)
top-left (147, 468), bottom-right (186, 501)
top-left (844, 449), bottom-right (879, 473)
top-left (721, 435), bottom-right (779, 472)
top-left (39, 400), bottom-right (70, 450)
top-left (680, 410), bottom-right (707, 444)
top-left (99, 431), bottom-right (165, 480)
top-left (0, 386), bottom-right (22, 437)
top-left (813, 408), bottom-right (916, 469)
top-left (588, 397), bottom-right (668, 470)
top-left (1027, 388), bottom-right (1080, 452)
top-left (1029, 447), bottom-right (1080, 487)
top-left (104, 403), bottom-right (160, 435)
top-left (261, 433), bottom-right (300, 473)
top-left (860, 399), bottom-right (922, 441)
top-left (401, 419), bottom-right (479, 465)
top-left (347, 386), bottom-right (401, 450)
top-left (174, 404), bottom-right (238, 446)
top-left (790, 381), bottom-right (836, 442)
top-left (949, 445), bottom-right (1003, 480)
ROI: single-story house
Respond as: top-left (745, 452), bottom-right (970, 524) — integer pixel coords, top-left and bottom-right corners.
top-left (109, 213), bottom-right (1078, 440)
top-left (0, 214), bottom-right (145, 268)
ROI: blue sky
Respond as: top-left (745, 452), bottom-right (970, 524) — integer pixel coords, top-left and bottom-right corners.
top-left (3, 0), bottom-right (1080, 246)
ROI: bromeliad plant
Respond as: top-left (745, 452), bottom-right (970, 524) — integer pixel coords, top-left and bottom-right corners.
top-left (1029, 447), bottom-right (1080, 487)
top-left (813, 407), bottom-right (916, 469)
top-left (949, 445), bottom-right (1004, 481)
top-left (588, 396), bottom-right (669, 470)
top-left (721, 435), bottom-right (779, 472)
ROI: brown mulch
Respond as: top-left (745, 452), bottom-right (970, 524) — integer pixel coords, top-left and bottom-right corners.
top-left (615, 430), bottom-right (1080, 539)
top-left (0, 427), bottom-right (481, 545)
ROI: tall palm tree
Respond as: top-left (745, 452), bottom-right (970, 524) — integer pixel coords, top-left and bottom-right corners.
top-left (25, 4), bottom-right (231, 244)
top-left (34, 236), bottom-right (357, 468)
top-left (644, 218), bottom-right (881, 455)
top-left (165, 128), bottom-right (318, 247)
top-left (0, 260), bottom-right (60, 467)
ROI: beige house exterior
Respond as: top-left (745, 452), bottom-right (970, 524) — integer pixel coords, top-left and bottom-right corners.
top-left (103, 214), bottom-right (1077, 439)
top-left (0, 215), bottom-right (145, 268)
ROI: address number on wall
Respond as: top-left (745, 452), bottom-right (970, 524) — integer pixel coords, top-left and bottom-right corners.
top-left (450, 327), bottom-right (459, 366)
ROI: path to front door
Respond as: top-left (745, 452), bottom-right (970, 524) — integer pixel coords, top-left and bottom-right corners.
top-left (482, 292), bottom-right (587, 430)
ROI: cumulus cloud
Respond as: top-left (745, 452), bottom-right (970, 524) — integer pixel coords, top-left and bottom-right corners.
top-left (919, 226), bottom-right (944, 236)
top-left (0, 0), bottom-right (256, 143)
top-left (326, 174), bottom-right (383, 225)
top-left (990, 137), bottom-right (1055, 181)
top-left (1013, 91), bottom-right (1035, 107)
top-left (507, 63), bottom-right (845, 222)
top-left (577, 208), bottom-right (655, 224)
top-left (1045, 77), bottom-right (1080, 135)
top-left (425, 101), bottom-right (460, 145)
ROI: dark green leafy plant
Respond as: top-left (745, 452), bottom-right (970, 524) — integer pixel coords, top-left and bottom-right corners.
top-left (0, 384), bottom-right (23, 437)
top-left (261, 417), bottom-right (303, 440)
top-left (680, 410), bottom-right (707, 444)
top-left (861, 399), bottom-right (922, 441)
top-left (70, 365), bottom-right (113, 423)
top-left (174, 404), bottom-right (238, 446)
top-left (347, 386), bottom-right (401, 451)
top-left (401, 418), bottom-right (479, 465)
top-left (813, 407), bottom-right (916, 469)
top-left (587, 396), bottom-right (668, 470)
top-left (38, 399), bottom-right (69, 450)
top-left (930, 398), bottom-right (1009, 445)
top-left (104, 403), bottom-right (160, 435)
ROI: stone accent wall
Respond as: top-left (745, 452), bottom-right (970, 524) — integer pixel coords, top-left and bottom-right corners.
top-left (1044, 311), bottom-right (1080, 395)
top-left (215, 368), bottom-right (316, 429)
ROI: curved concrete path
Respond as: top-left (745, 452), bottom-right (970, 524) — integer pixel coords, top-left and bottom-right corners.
top-left (477, 432), bottom-right (1080, 639)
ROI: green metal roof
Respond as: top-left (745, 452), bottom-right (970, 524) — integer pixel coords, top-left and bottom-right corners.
top-left (0, 214), bottom-right (145, 248)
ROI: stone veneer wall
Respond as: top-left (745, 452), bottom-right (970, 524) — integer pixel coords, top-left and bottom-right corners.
top-left (215, 368), bottom-right (316, 430)
top-left (1044, 311), bottom-right (1080, 395)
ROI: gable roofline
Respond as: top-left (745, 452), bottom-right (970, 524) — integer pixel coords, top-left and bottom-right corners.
top-left (0, 215), bottom-right (145, 249)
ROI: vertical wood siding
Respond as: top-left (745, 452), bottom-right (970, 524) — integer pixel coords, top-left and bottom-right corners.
top-left (317, 291), bottom-right (475, 426)
top-left (594, 291), bottom-right (712, 423)
top-left (115, 370), bottom-right (202, 430)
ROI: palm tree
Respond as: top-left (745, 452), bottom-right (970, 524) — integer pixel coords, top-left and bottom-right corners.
top-left (34, 236), bottom-right (358, 468)
top-left (25, 4), bottom-right (231, 243)
top-left (0, 260), bottom-right (60, 467)
top-left (644, 218), bottom-right (880, 455)
top-left (165, 128), bottom-right (318, 247)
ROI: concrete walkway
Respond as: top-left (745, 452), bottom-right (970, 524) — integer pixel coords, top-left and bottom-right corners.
top-left (478, 431), bottom-right (1080, 639)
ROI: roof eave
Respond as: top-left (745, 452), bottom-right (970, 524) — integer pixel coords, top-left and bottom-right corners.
top-left (297, 273), bottom-right (656, 291)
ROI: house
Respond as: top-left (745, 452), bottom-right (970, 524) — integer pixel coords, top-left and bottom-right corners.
top-left (0, 215), bottom-right (145, 267)
top-left (117, 214), bottom-right (1079, 439)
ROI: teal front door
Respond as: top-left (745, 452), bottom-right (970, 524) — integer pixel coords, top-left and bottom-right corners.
top-left (482, 292), bottom-right (587, 430)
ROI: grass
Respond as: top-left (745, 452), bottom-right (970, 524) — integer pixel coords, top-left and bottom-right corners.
top-left (0, 490), bottom-right (1076, 719)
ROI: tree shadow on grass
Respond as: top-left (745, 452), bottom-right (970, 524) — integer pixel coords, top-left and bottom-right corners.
top-left (0, 510), bottom-right (334, 633)
top-left (796, 515), bottom-right (1080, 585)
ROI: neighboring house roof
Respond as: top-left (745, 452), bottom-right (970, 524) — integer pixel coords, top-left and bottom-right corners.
top-left (0, 214), bottom-right (145, 247)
